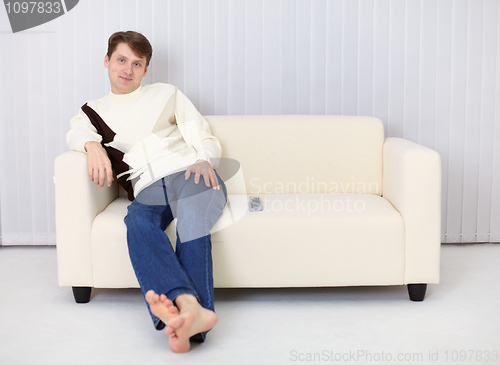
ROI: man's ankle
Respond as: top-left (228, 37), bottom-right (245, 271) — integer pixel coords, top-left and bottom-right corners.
top-left (174, 294), bottom-right (199, 308)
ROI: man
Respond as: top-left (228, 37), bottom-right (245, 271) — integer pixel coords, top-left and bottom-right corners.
top-left (66, 31), bottom-right (227, 353)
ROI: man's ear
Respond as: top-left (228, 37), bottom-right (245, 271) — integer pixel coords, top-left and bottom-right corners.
top-left (143, 65), bottom-right (148, 77)
top-left (104, 54), bottom-right (109, 69)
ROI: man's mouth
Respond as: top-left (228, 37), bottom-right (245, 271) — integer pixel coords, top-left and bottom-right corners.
top-left (120, 76), bottom-right (132, 81)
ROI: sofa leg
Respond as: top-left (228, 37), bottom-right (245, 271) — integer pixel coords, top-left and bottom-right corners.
top-left (407, 284), bottom-right (427, 301)
top-left (72, 286), bottom-right (92, 303)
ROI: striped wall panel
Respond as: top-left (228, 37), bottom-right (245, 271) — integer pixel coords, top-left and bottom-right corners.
top-left (0, 0), bottom-right (498, 244)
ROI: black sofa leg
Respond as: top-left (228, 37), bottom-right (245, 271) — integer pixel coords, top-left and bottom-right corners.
top-left (72, 286), bottom-right (92, 303)
top-left (407, 284), bottom-right (427, 301)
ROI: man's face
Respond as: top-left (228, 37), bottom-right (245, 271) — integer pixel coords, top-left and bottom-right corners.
top-left (104, 42), bottom-right (148, 95)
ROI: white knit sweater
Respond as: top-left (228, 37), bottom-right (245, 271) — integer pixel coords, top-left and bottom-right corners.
top-left (66, 83), bottom-right (221, 199)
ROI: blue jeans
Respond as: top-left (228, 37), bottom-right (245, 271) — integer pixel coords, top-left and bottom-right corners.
top-left (124, 169), bottom-right (227, 342)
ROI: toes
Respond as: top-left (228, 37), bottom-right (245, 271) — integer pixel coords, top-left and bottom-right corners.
top-left (145, 290), bottom-right (159, 304)
top-left (160, 294), bottom-right (176, 308)
top-left (165, 327), bottom-right (179, 341)
top-left (160, 296), bottom-right (179, 313)
top-left (170, 339), bottom-right (190, 353)
top-left (146, 291), bottom-right (176, 308)
top-left (168, 315), bottom-right (185, 330)
top-left (165, 326), bottom-right (174, 336)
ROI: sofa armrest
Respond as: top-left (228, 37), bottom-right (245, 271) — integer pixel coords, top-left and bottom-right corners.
top-left (54, 150), bottom-right (118, 287)
top-left (383, 138), bottom-right (441, 284)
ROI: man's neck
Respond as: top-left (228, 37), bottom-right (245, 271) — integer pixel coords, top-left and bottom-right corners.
top-left (109, 84), bottom-right (144, 103)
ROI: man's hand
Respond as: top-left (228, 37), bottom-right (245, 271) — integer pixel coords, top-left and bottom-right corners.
top-left (185, 159), bottom-right (220, 190)
top-left (85, 141), bottom-right (114, 187)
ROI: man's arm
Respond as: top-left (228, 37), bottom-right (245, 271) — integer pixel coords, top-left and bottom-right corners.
top-left (67, 106), bottom-right (103, 153)
top-left (174, 88), bottom-right (222, 190)
top-left (67, 106), bottom-right (113, 188)
top-left (84, 141), bottom-right (114, 188)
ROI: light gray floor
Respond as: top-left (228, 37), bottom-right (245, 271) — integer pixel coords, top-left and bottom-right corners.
top-left (1, 244), bottom-right (499, 365)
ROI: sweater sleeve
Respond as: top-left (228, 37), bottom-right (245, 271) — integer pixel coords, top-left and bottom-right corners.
top-left (66, 105), bottom-right (103, 153)
top-left (174, 88), bottom-right (222, 169)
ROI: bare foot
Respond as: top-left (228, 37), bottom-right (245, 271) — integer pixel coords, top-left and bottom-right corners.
top-left (145, 290), bottom-right (179, 325)
top-left (165, 294), bottom-right (218, 353)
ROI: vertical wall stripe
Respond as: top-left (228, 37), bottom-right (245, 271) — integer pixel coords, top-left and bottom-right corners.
top-left (487, 0), bottom-right (500, 242)
top-left (375, 0), bottom-right (390, 135)
top-left (387, 0), bottom-right (404, 138)
top-left (0, 0), bottom-right (498, 244)
top-left (435, 0), bottom-right (452, 242)
top-left (357, 0), bottom-right (374, 117)
top-left (262, 0), bottom-right (279, 114)
top-left (280, 0), bottom-right (297, 114)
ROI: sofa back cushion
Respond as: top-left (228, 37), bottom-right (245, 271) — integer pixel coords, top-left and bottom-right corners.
top-left (206, 115), bottom-right (384, 196)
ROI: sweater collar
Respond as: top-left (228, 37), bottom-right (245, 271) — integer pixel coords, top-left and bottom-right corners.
top-left (108, 85), bottom-right (144, 103)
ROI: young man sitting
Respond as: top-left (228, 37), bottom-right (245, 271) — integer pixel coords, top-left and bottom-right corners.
top-left (66, 31), bottom-right (228, 353)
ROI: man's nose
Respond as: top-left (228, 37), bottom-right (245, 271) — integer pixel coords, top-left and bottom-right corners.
top-left (124, 63), bottom-right (133, 74)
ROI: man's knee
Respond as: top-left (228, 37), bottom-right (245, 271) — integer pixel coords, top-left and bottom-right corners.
top-left (124, 203), bottom-right (141, 228)
top-left (175, 189), bottom-right (226, 243)
top-left (176, 188), bottom-right (225, 217)
top-left (124, 202), bottom-right (155, 227)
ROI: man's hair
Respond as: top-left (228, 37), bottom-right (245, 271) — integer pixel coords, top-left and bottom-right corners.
top-left (107, 31), bottom-right (153, 67)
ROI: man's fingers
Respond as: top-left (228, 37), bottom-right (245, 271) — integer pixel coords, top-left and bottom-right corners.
top-left (195, 170), bottom-right (202, 185)
top-left (203, 171), bottom-right (211, 187)
top-left (88, 161), bottom-right (112, 187)
top-left (204, 166), bottom-right (219, 190)
top-left (185, 161), bottom-right (220, 190)
top-left (98, 167), bottom-right (106, 187)
top-left (92, 166), bottom-right (99, 185)
top-left (106, 163), bottom-right (114, 187)
top-left (88, 159), bottom-right (95, 181)
top-left (211, 170), bottom-right (220, 190)
top-left (207, 168), bottom-right (216, 190)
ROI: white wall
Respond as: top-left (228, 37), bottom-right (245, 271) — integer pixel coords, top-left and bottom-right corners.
top-left (0, 0), bottom-right (499, 245)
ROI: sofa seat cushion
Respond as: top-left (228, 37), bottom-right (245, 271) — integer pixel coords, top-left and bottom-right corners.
top-left (90, 198), bottom-right (139, 288)
top-left (212, 194), bottom-right (405, 287)
top-left (90, 194), bottom-right (405, 288)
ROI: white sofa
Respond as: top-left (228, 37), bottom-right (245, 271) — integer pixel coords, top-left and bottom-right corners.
top-left (55, 115), bottom-right (441, 303)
